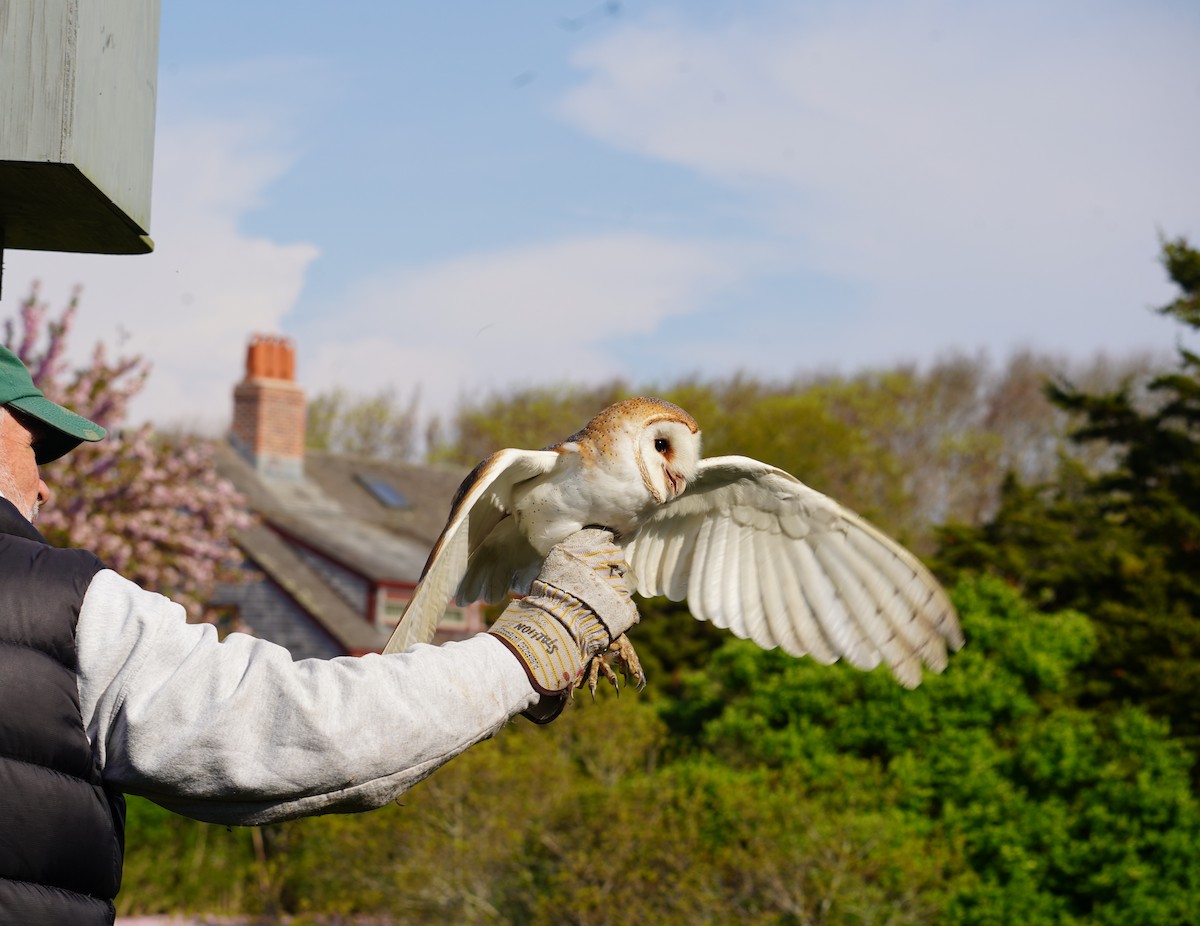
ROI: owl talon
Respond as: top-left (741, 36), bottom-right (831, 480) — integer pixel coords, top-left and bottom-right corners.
top-left (575, 635), bottom-right (647, 700)
top-left (610, 633), bottom-right (647, 690)
top-left (582, 655), bottom-right (621, 700)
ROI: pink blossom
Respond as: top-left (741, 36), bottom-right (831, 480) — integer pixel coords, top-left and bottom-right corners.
top-left (5, 285), bottom-right (252, 618)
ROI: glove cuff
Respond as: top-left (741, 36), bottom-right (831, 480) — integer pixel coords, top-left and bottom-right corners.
top-left (488, 596), bottom-right (585, 697)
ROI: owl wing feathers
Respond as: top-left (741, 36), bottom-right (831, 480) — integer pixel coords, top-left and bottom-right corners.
top-left (623, 455), bottom-right (963, 688)
top-left (457, 515), bottom-right (542, 606)
top-left (382, 448), bottom-right (559, 654)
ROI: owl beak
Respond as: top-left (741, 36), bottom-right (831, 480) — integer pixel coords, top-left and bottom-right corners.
top-left (665, 470), bottom-right (685, 500)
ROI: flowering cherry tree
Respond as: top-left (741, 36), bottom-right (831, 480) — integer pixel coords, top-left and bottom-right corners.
top-left (4, 284), bottom-right (250, 618)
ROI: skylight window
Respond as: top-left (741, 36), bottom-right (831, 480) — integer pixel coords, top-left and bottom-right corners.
top-left (355, 474), bottom-right (411, 509)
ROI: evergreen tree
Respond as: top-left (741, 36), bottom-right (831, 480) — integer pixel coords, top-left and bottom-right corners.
top-left (939, 237), bottom-right (1200, 755)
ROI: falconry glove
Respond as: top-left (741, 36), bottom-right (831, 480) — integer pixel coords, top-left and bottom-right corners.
top-left (489, 528), bottom-right (639, 722)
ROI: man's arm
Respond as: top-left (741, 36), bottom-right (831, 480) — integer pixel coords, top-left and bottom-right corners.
top-left (76, 568), bottom-right (538, 826)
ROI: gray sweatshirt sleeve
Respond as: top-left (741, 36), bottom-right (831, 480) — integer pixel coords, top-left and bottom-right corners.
top-left (75, 568), bottom-right (539, 826)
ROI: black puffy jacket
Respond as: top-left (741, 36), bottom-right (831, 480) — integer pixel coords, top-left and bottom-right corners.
top-left (0, 499), bottom-right (124, 925)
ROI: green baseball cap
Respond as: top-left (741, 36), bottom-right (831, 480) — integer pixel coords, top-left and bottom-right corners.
top-left (0, 346), bottom-right (106, 463)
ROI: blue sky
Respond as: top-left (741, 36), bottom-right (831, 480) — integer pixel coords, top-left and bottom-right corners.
top-left (6, 0), bottom-right (1199, 431)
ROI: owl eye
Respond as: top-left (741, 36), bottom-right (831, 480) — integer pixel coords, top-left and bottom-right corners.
top-left (654, 438), bottom-right (670, 453)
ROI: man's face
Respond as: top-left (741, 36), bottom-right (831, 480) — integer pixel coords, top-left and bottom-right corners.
top-left (0, 409), bottom-right (52, 522)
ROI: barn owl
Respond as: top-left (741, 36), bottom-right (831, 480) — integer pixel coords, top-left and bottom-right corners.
top-left (383, 397), bottom-right (963, 689)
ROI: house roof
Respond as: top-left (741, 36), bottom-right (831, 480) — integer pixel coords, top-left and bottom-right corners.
top-left (213, 442), bottom-right (480, 653)
top-left (302, 451), bottom-right (469, 555)
top-left (213, 335), bottom-right (490, 655)
top-left (214, 442), bottom-right (468, 585)
top-left (225, 521), bottom-right (383, 653)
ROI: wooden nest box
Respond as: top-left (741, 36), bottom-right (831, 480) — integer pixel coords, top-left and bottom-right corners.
top-left (0, 0), bottom-right (160, 271)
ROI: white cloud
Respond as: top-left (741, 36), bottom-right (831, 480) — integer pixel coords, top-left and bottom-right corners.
top-left (3, 112), bottom-right (318, 432)
top-left (559, 1), bottom-right (1200, 366)
top-left (299, 233), bottom-right (752, 418)
top-left (7, 2), bottom-right (1193, 441)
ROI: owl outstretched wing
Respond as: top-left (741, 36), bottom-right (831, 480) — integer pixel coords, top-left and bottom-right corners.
top-left (382, 448), bottom-right (560, 654)
top-left (621, 455), bottom-right (963, 688)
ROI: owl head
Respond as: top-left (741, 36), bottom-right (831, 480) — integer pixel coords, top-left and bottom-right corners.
top-left (579, 397), bottom-right (701, 504)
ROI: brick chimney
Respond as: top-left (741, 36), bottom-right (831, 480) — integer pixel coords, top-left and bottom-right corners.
top-left (230, 335), bottom-right (305, 480)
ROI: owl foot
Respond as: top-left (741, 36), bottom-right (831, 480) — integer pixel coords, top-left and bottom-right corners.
top-left (581, 634), bottom-right (647, 699)
top-left (611, 633), bottom-right (647, 690)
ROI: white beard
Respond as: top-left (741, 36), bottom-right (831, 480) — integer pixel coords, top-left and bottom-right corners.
top-left (0, 475), bottom-right (37, 523)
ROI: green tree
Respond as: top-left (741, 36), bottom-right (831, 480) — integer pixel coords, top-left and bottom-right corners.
top-left (938, 236), bottom-right (1200, 754)
top-left (117, 798), bottom-right (266, 918)
top-left (429, 380), bottom-right (628, 466)
top-left (667, 577), bottom-right (1200, 925)
top-left (430, 355), bottom-right (1145, 555)
top-left (307, 384), bottom-right (422, 460)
